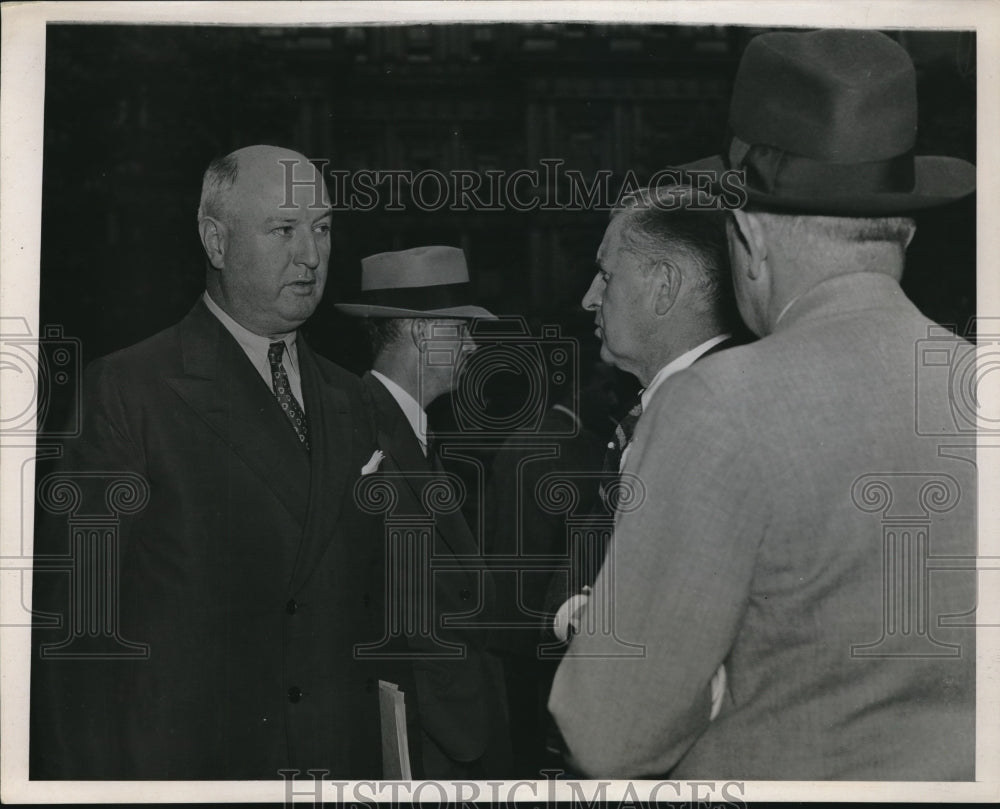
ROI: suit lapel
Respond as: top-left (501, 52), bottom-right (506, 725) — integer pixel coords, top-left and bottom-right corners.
top-left (165, 301), bottom-right (310, 525)
top-left (288, 339), bottom-right (354, 594)
top-left (364, 373), bottom-right (478, 559)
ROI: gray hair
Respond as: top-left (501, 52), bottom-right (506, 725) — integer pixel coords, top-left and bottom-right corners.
top-left (197, 153), bottom-right (240, 223)
top-left (362, 317), bottom-right (408, 360)
top-left (754, 213), bottom-right (916, 247)
top-left (612, 185), bottom-right (736, 324)
top-left (753, 213), bottom-right (917, 279)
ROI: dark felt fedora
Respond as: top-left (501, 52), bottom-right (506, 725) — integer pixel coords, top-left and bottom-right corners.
top-left (335, 245), bottom-right (496, 319)
top-left (683, 28), bottom-right (975, 214)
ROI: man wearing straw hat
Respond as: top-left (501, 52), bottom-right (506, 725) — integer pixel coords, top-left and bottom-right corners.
top-left (550, 29), bottom-right (977, 779)
top-left (336, 245), bottom-right (511, 778)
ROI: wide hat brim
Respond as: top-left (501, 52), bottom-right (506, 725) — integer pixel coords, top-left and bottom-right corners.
top-left (334, 302), bottom-right (496, 319)
top-left (679, 153), bottom-right (975, 215)
top-left (679, 29), bottom-right (976, 215)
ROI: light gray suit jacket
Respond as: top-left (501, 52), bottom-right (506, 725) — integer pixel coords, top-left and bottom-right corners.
top-left (549, 272), bottom-right (976, 780)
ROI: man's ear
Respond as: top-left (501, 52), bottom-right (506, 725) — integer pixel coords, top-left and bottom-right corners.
top-left (199, 217), bottom-right (227, 270)
top-left (651, 259), bottom-right (682, 317)
top-left (730, 209), bottom-right (768, 280)
top-left (409, 318), bottom-right (427, 350)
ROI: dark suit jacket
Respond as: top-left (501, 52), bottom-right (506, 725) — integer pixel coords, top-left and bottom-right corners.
top-left (486, 406), bottom-right (608, 659)
top-left (362, 372), bottom-right (510, 777)
top-left (30, 299), bottom-right (390, 779)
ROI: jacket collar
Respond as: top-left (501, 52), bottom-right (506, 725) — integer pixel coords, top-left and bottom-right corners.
top-left (774, 272), bottom-right (909, 335)
top-left (363, 372), bottom-right (478, 559)
top-left (169, 300), bottom-right (311, 523)
top-left (166, 299), bottom-right (355, 593)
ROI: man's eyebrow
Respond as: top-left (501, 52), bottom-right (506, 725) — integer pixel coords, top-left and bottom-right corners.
top-left (264, 207), bottom-right (333, 225)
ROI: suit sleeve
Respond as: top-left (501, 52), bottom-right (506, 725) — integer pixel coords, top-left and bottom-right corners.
top-left (547, 372), bottom-right (768, 777)
top-left (30, 357), bottom-right (147, 778)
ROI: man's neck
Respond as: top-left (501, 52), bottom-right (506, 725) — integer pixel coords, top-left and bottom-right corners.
top-left (371, 357), bottom-right (441, 410)
top-left (640, 333), bottom-right (731, 405)
top-left (637, 331), bottom-right (722, 387)
top-left (203, 288), bottom-right (294, 341)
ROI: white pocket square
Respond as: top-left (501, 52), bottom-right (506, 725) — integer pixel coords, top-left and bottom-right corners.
top-left (361, 450), bottom-right (384, 476)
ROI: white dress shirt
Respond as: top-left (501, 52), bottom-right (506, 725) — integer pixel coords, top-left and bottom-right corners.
top-left (202, 292), bottom-right (305, 410)
top-left (370, 370), bottom-right (430, 455)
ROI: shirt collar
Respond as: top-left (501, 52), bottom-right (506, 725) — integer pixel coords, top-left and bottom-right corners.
top-left (370, 370), bottom-right (429, 452)
top-left (640, 333), bottom-right (731, 411)
top-left (202, 291), bottom-right (298, 363)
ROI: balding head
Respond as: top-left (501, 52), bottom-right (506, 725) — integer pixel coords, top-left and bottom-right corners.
top-left (198, 145), bottom-right (328, 227)
top-left (198, 145), bottom-right (333, 338)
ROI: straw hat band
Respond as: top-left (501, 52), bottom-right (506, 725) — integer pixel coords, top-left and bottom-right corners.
top-left (334, 245), bottom-right (497, 319)
top-left (356, 281), bottom-right (474, 312)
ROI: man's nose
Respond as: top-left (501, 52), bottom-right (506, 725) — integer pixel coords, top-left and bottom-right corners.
top-left (582, 274), bottom-right (603, 311)
top-left (295, 231), bottom-right (322, 270)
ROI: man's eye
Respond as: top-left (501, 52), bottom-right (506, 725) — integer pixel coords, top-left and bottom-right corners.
top-left (600, 271), bottom-right (610, 283)
top-left (273, 226), bottom-right (294, 237)
top-left (314, 222), bottom-right (331, 235)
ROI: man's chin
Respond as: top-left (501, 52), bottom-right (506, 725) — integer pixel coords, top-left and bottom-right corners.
top-left (281, 296), bottom-right (321, 321)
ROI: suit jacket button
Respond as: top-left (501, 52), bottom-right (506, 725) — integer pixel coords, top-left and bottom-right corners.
top-left (460, 588), bottom-right (472, 600)
top-left (286, 599), bottom-right (297, 615)
top-left (288, 686), bottom-right (303, 703)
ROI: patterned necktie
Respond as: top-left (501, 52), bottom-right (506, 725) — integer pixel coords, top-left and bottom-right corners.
top-left (267, 341), bottom-right (310, 452)
top-left (599, 397), bottom-right (643, 510)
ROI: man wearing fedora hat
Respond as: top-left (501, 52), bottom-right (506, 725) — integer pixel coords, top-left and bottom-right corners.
top-left (550, 29), bottom-right (976, 780)
top-left (336, 245), bottom-right (511, 778)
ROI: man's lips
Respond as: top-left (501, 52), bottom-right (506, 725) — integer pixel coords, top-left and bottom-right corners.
top-left (286, 280), bottom-right (316, 294)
